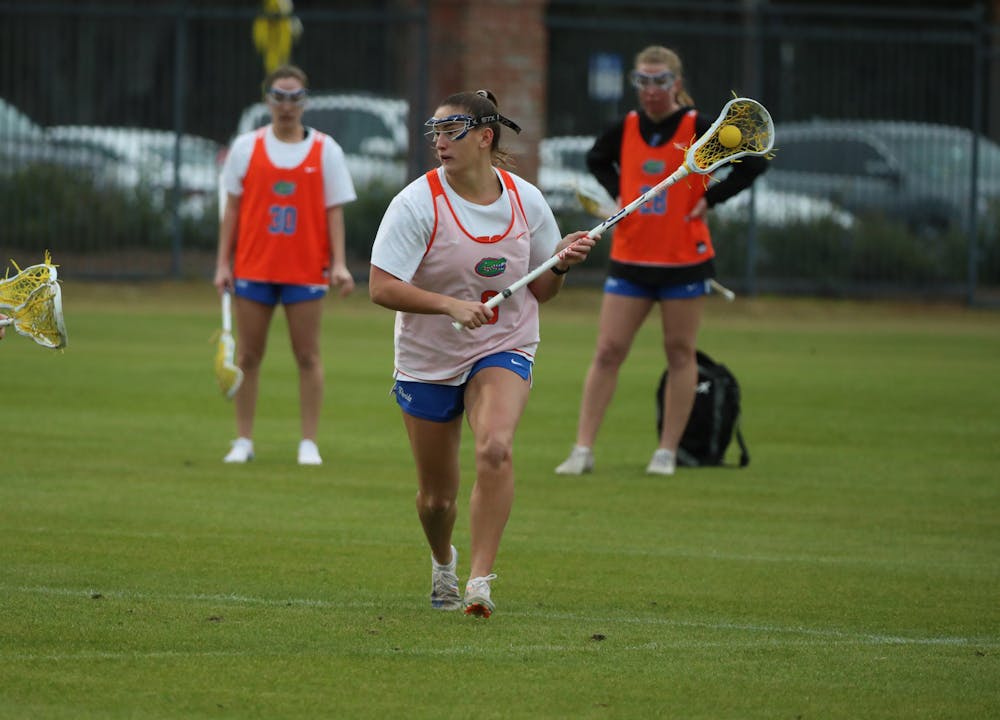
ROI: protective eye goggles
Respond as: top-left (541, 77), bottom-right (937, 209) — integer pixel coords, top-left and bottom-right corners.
top-left (266, 88), bottom-right (309, 106)
top-left (630, 70), bottom-right (675, 90)
top-left (423, 113), bottom-right (522, 144)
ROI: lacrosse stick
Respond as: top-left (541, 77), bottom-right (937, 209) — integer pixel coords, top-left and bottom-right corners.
top-left (0, 279), bottom-right (68, 349)
top-left (0, 250), bottom-right (59, 309)
top-left (575, 182), bottom-right (617, 220)
top-left (214, 290), bottom-right (243, 399)
top-left (709, 279), bottom-right (736, 301)
top-left (453, 96), bottom-right (773, 330)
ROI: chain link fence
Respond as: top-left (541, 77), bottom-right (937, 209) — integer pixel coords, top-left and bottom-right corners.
top-left (547, 1), bottom-right (1000, 304)
top-left (1, 1), bottom-right (998, 303)
top-left (0, 1), bottom-right (426, 279)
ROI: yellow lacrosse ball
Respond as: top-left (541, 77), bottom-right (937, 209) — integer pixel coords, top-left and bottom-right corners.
top-left (718, 124), bottom-right (742, 148)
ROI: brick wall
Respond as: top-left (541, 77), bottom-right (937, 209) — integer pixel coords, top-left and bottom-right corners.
top-left (426, 0), bottom-right (547, 181)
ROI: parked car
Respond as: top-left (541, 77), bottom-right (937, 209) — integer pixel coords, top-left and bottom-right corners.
top-left (710, 177), bottom-right (855, 229)
top-left (0, 97), bottom-right (127, 185)
top-left (767, 119), bottom-right (1000, 235)
top-left (539, 134), bottom-right (853, 228)
top-left (230, 92), bottom-right (409, 190)
top-left (0, 96), bottom-right (44, 140)
top-left (47, 125), bottom-right (222, 218)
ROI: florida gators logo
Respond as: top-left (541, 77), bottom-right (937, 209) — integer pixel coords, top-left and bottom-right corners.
top-left (273, 180), bottom-right (296, 196)
top-left (642, 159), bottom-right (666, 175)
top-left (475, 257), bottom-right (507, 277)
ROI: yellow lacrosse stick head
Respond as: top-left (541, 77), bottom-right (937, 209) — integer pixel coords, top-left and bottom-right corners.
top-left (574, 182), bottom-right (618, 220)
top-left (686, 97), bottom-right (775, 174)
top-left (4, 279), bottom-right (68, 350)
top-left (215, 331), bottom-right (243, 399)
top-left (0, 250), bottom-right (58, 309)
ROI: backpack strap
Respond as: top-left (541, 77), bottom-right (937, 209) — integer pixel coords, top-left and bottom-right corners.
top-left (733, 418), bottom-right (750, 467)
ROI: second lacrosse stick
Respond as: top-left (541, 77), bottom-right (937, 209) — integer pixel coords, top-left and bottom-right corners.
top-left (214, 290), bottom-right (244, 399)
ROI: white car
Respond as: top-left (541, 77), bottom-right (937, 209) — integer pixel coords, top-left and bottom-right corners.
top-left (0, 96), bottom-right (44, 140)
top-left (231, 92), bottom-right (409, 190)
top-left (47, 125), bottom-right (222, 218)
top-left (767, 119), bottom-right (1000, 235)
top-left (540, 134), bottom-right (854, 228)
top-left (0, 98), bottom-right (129, 187)
top-left (711, 177), bottom-right (856, 229)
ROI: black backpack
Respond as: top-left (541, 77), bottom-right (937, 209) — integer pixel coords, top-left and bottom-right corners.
top-left (655, 350), bottom-right (749, 467)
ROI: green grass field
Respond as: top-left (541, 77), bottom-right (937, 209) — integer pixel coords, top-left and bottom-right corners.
top-left (1, 282), bottom-right (998, 719)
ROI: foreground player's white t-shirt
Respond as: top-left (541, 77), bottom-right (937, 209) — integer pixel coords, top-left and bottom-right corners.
top-left (371, 166), bottom-right (564, 383)
top-left (220, 125), bottom-right (357, 207)
top-left (371, 167), bottom-right (560, 282)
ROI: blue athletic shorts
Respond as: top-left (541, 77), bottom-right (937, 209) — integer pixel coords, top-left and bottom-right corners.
top-left (392, 351), bottom-right (533, 423)
top-left (234, 279), bottom-right (328, 306)
top-left (604, 276), bottom-right (710, 300)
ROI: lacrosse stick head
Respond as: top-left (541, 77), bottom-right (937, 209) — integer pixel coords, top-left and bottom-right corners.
top-left (574, 181), bottom-right (618, 220)
top-left (0, 250), bottom-right (59, 308)
top-left (215, 331), bottom-right (243, 399)
top-left (8, 280), bottom-right (68, 349)
top-left (686, 97), bottom-right (775, 174)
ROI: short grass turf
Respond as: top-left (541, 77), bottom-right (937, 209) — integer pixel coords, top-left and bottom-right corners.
top-left (0, 282), bottom-right (997, 719)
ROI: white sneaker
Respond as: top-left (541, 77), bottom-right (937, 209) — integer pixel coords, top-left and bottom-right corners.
top-left (297, 439), bottom-right (322, 466)
top-left (646, 448), bottom-right (676, 475)
top-left (430, 545), bottom-right (461, 611)
top-left (223, 437), bottom-right (254, 464)
top-left (463, 573), bottom-right (498, 618)
top-left (554, 446), bottom-right (594, 475)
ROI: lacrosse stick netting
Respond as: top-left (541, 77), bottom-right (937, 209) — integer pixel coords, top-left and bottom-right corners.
top-left (0, 279), bottom-right (68, 349)
top-left (0, 250), bottom-right (59, 309)
top-left (687, 96), bottom-right (774, 173)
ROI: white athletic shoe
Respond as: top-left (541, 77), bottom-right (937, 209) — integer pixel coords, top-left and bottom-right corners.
top-left (297, 439), bottom-right (323, 466)
top-left (430, 545), bottom-right (461, 611)
top-left (554, 446), bottom-right (594, 475)
top-left (646, 448), bottom-right (676, 476)
top-left (223, 437), bottom-right (254, 464)
top-left (463, 573), bottom-right (498, 618)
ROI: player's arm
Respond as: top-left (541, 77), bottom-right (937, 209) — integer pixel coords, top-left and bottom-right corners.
top-left (326, 204), bottom-right (354, 296)
top-left (524, 189), bottom-right (595, 303)
top-left (321, 137), bottom-right (357, 297)
top-left (368, 191), bottom-right (495, 328)
top-left (369, 265), bottom-right (492, 328)
top-left (527, 231), bottom-right (596, 304)
top-left (214, 193), bottom-right (240, 293)
top-left (586, 121), bottom-right (625, 201)
top-left (214, 137), bottom-right (250, 294)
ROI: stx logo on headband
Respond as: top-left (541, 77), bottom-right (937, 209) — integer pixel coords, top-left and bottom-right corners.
top-left (424, 112), bottom-right (523, 144)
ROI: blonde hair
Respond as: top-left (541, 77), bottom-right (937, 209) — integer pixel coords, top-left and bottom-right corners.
top-left (439, 89), bottom-right (516, 168)
top-left (635, 46), bottom-right (694, 107)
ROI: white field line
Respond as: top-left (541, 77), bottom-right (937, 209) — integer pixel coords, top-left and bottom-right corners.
top-left (0, 639), bottom-right (919, 663)
top-left (6, 584), bottom-right (997, 652)
top-left (11, 525), bottom-right (981, 571)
